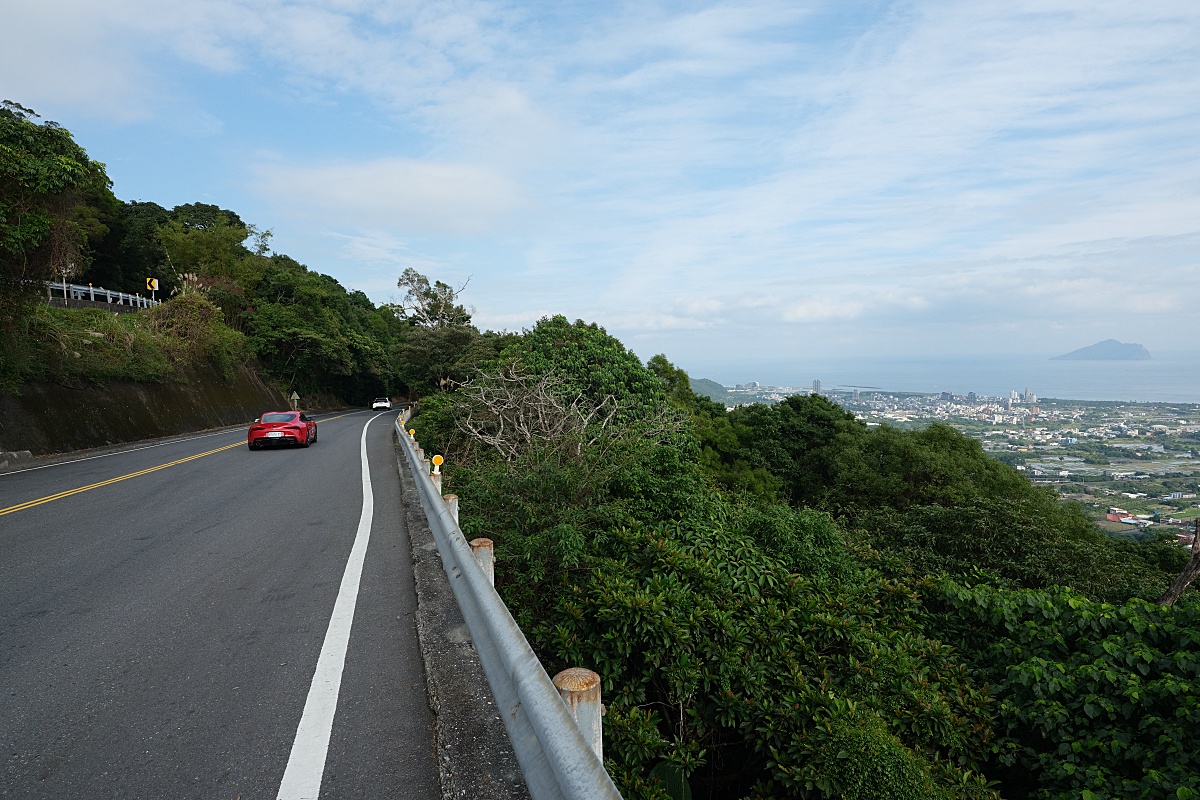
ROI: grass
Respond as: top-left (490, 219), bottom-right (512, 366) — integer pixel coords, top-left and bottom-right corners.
top-left (0, 296), bottom-right (248, 393)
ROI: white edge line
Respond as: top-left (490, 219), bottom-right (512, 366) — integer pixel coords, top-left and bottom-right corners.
top-left (276, 412), bottom-right (385, 800)
top-left (0, 411), bottom-right (375, 477)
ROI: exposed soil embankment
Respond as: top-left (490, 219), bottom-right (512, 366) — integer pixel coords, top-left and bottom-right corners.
top-left (0, 365), bottom-right (286, 455)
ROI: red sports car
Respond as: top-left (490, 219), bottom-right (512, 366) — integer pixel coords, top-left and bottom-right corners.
top-left (248, 411), bottom-right (317, 449)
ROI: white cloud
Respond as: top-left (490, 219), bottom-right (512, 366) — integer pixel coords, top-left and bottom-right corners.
top-left (8, 0), bottom-right (1199, 362)
top-left (251, 157), bottom-right (523, 235)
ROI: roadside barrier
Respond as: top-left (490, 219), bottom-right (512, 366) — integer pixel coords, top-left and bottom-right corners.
top-left (45, 281), bottom-right (161, 309)
top-left (396, 413), bottom-right (621, 800)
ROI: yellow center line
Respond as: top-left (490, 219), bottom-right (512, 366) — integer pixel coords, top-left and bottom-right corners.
top-left (319, 410), bottom-right (371, 423)
top-left (0, 441), bottom-right (244, 518)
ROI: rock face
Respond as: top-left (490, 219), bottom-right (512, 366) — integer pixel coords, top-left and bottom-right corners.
top-left (0, 364), bottom-right (285, 456)
top-left (1051, 339), bottom-right (1152, 361)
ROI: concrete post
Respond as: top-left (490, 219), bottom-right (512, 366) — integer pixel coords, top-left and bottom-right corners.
top-left (416, 447), bottom-right (425, 461)
top-left (422, 457), bottom-right (431, 475)
top-left (469, 538), bottom-right (494, 585)
top-left (552, 668), bottom-right (603, 761)
top-left (430, 455), bottom-right (444, 493)
top-left (443, 494), bottom-right (459, 525)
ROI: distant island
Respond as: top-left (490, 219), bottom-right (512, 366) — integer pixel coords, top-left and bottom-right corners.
top-left (1052, 339), bottom-right (1151, 361)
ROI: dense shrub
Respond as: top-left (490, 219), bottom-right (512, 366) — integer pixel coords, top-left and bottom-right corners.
top-left (147, 294), bottom-right (247, 378)
top-left (925, 581), bottom-right (1200, 800)
top-left (451, 451), bottom-right (999, 797)
top-left (422, 320), bottom-right (1003, 798)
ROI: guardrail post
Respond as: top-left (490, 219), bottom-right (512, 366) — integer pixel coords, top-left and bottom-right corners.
top-left (443, 494), bottom-right (459, 525)
top-left (430, 455), bottom-right (444, 492)
top-left (552, 668), bottom-right (604, 761)
top-left (469, 538), bottom-right (494, 585)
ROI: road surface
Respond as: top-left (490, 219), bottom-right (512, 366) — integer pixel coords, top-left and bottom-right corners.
top-left (0, 410), bottom-right (439, 799)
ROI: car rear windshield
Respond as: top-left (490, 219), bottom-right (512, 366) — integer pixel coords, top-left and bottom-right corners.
top-left (374, 398), bottom-right (389, 402)
top-left (261, 413), bottom-right (296, 423)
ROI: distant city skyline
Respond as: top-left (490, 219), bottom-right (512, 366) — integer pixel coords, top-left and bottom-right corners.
top-left (698, 351), bottom-right (1200, 404)
top-left (6, 1), bottom-right (1199, 367)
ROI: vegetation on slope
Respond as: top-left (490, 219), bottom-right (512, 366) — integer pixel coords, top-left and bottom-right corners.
top-left (0, 105), bottom-right (506, 403)
top-left (415, 315), bottom-right (1198, 800)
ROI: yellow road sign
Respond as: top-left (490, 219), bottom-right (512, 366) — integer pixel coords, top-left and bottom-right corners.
top-left (147, 278), bottom-right (159, 291)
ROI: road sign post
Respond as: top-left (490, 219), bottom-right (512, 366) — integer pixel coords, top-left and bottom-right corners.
top-left (290, 391), bottom-right (300, 411)
top-left (146, 277), bottom-right (159, 302)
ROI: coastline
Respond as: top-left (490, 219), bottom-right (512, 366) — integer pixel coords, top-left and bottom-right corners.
top-left (699, 352), bottom-right (1200, 404)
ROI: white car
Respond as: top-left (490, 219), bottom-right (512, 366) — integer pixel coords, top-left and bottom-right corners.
top-left (372, 397), bottom-right (392, 410)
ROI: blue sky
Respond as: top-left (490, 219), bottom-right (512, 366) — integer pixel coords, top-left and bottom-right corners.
top-left (5, 0), bottom-right (1199, 381)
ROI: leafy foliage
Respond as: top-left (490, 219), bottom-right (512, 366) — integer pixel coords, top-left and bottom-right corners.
top-left (926, 581), bottom-right (1200, 800)
top-left (0, 101), bottom-right (113, 323)
top-left (729, 394), bottom-right (1180, 601)
top-left (0, 108), bottom-right (498, 406)
top-left (502, 316), bottom-right (669, 422)
top-left (0, 296), bottom-right (247, 390)
top-left (420, 324), bottom-right (1198, 800)
top-left (422, 323), bottom-right (1004, 798)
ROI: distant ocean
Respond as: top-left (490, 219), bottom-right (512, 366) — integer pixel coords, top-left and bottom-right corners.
top-left (710, 352), bottom-right (1200, 404)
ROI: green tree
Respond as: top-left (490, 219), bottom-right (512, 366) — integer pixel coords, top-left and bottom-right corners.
top-left (0, 101), bottom-right (111, 315)
top-left (648, 354), bottom-right (780, 498)
top-left (503, 316), bottom-right (668, 422)
top-left (730, 393), bottom-right (865, 506)
top-left (80, 200), bottom-right (170, 294)
top-left (395, 266), bottom-right (472, 328)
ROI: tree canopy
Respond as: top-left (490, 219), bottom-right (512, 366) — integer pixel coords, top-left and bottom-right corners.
top-left (0, 101), bottom-right (113, 315)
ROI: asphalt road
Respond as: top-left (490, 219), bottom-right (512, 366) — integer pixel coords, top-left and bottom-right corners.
top-left (0, 410), bottom-right (440, 799)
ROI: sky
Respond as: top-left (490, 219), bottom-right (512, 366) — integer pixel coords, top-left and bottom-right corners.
top-left (5, 0), bottom-right (1199, 383)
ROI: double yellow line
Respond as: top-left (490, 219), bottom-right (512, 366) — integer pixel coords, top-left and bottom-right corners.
top-left (0, 441), bottom-right (244, 518)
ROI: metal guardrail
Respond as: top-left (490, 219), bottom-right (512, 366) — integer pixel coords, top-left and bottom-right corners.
top-left (395, 415), bottom-right (622, 800)
top-left (45, 281), bottom-right (161, 308)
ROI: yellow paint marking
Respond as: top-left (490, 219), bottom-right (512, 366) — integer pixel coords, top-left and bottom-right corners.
top-left (318, 410), bottom-right (369, 423)
top-left (0, 441), bottom-right (244, 518)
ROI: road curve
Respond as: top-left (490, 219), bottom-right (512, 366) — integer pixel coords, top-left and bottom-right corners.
top-left (0, 411), bottom-right (439, 799)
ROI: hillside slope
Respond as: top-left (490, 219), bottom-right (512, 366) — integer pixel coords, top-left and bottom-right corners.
top-left (0, 364), bottom-right (284, 455)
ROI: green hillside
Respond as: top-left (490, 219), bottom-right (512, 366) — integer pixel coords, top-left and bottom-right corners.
top-left (689, 376), bottom-right (731, 404)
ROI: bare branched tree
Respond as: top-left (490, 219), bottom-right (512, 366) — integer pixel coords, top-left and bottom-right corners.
top-left (1158, 521), bottom-right (1200, 606)
top-left (454, 362), bottom-right (617, 461)
top-left (453, 362), bottom-right (685, 467)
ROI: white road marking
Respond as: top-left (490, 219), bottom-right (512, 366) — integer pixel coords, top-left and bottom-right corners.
top-left (0, 429), bottom-right (239, 476)
top-left (276, 413), bottom-right (383, 800)
top-left (0, 410), bottom-right (366, 478)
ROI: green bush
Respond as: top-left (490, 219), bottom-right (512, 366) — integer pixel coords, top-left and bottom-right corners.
top-left (926, 581), bottom-right (1200, 800)
top-left (147, 294), bottom-right (247, 378)
top-left (0, 298), bottom-right (251, 393)
top-left (447, 439), bottom-right (998, 797)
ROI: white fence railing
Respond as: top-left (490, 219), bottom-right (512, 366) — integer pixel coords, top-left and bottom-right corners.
top-left (46, 281), bottom-right (160, 309)
top-left (396, 413), bottom-right (622, 800)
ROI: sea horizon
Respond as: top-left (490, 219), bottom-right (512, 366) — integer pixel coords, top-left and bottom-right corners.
top-left (693, 351), bottom-right (1200, 404)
